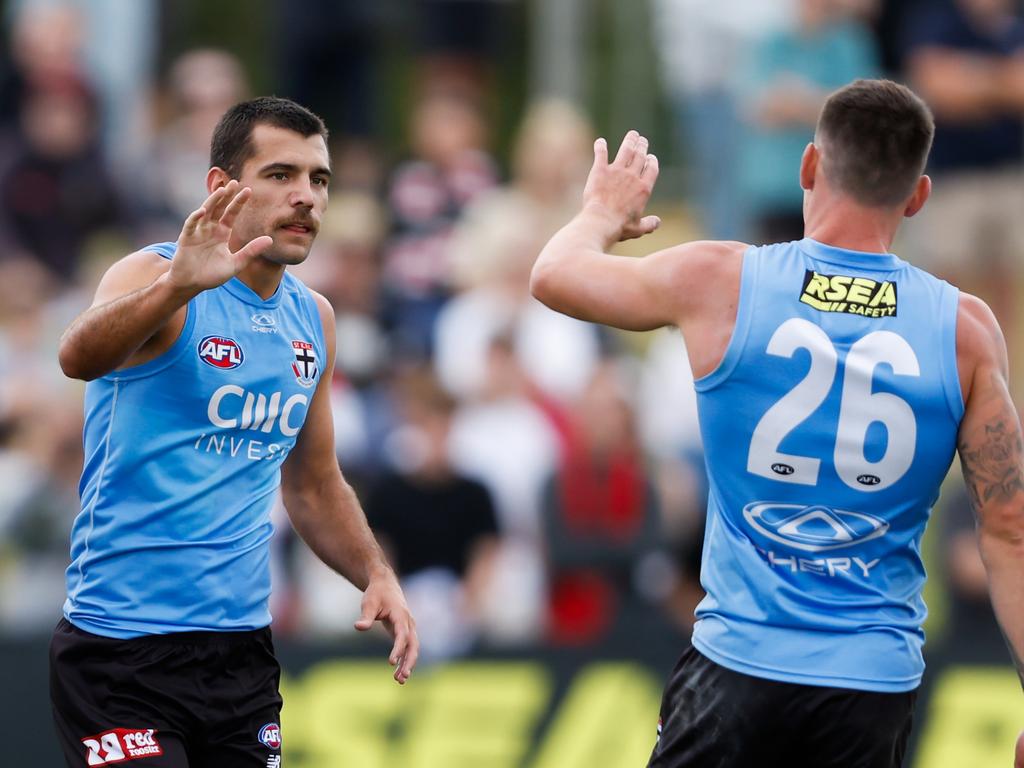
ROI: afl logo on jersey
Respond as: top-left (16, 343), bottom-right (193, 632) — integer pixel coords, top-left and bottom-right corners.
top-left (258, 723), bottom-right (282, 749)
top-left (198, 336), bottom-right (244, 369)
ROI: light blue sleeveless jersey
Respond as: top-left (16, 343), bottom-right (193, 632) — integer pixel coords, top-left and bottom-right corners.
top-left (64, 242), bottom-right (326, 638)
top-left (692, 238), bottom-right (963, 692)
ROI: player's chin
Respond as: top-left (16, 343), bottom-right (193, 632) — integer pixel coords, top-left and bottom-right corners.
top-left (264, 240), bottom-right (313, 266)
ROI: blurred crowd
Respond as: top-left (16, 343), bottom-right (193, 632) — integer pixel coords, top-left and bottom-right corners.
top-left (0, 0), bottom-right (1018, 667)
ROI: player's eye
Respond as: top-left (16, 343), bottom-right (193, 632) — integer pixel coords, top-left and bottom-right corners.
top-left (271, 172), bottom-right (288, 181)
top-left (312, 176), bottom-right (329, 188)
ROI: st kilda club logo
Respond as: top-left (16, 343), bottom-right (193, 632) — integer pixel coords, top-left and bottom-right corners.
top-left (198, 335), bottom-right (244, 370)
top-left (291, 340), bottom-right (317, 388)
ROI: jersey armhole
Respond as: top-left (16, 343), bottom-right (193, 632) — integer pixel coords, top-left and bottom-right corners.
top-left (941, 283), bottom-right (966, 424)
top-left (693, 245), bottom-right (758, 392)
top-left (294, 276), bottom-right (329, 374)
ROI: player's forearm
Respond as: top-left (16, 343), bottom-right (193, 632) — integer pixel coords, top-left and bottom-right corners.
top-left (58, 273), bottom-right (197, 381)
top-left (908, 51), bottom-right (1008, 120)
top-left (979, 530), bottom-right (1024, 688)
top-left (530, 205), bottom-right (623, 308)
top-left (283, 475), bottom-right (394, 591)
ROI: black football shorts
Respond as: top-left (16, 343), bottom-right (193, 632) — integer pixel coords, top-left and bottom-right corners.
top-left (647, 644), bottom-right (916, 768)
top-left (50, 618), bottom-right (283, 767)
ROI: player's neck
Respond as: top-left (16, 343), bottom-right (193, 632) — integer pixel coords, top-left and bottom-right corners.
top-left (804, 201), bottom-right (900, 255)
top-left (236, 258), bottom-right (286, 300)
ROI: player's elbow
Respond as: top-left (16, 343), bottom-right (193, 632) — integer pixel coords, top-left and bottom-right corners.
top-left (978, 508), bottom-right (1024, 556)
top-left (529, 257), bottom-right (561, 308)
top-left (58, 340), bottom-right (95, 381)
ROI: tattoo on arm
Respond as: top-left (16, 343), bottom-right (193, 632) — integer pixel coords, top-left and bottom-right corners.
top-left (958, 419), bottom-right (1024, 514)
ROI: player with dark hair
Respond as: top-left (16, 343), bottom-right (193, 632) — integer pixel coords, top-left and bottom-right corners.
top-left (532, 78), bottom-right (1024, 767)
top-left (51, 96), bottom-right (418, 767)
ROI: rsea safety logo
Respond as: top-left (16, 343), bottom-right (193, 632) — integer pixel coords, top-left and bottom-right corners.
top-left (743, 502), bottom-right (889, 553)
top-left (259, 723), bottom-right (282, 750)
top-left (799, 270), bottom-right (897, 318)
top-left (198, 335), bottom-right (244, 369)
top-left (81, 728), bottom-right (163, 765)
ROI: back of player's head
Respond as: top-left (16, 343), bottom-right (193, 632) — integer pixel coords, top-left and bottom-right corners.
top-left (210, 96), bottom-right (328, 178)
top-left (815, 79), bottom-right (934, 208)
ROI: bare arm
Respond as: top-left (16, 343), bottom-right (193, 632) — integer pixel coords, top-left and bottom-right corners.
top-left (530, 131), bottom-right (746, 376)
top-left (58, 180), bottom-right (272, 380)
top-left (906, 48), bottom-right (1024, 121)
top-left (955, 294), bottom-right (1024, 689)
top-left (281, 292), bottom-right (417, 683)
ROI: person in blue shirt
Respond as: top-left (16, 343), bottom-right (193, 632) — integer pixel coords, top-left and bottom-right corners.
top-left (532, 79), bottom-right (1024, 767)
top-left (50, 97), bottom-right (418, 768)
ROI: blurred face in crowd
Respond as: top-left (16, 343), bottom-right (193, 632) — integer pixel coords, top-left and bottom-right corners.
top-left (411, 95), bottom-right (486, 168)
top-left (957, 0), bottom-right (1014, 22)
top-left (22, 89), bottom-right (95, 159)
top-left (220, 123), bottom-right (331, 266)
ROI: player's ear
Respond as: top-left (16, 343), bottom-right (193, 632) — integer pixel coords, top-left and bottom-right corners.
top-left (903, 175), bottom-right (931, 219)
top-left (206, 167), bottom-right (232, 194)
top-left (799, 143), bottom-right (818, 191)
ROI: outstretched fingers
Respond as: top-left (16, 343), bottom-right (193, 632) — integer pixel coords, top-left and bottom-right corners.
top-left (219, 186), bottom-right (253, 231)
top-left (641, 152), bottom-right (660, 182)
top-left (181, 206), bottom-right (207, 239)
top-left (613, 130), bottom-right (640, 167)
top-left (204, 179), bottom-right (239, 223)
top-left (389, 616), bottom-right (419, 684)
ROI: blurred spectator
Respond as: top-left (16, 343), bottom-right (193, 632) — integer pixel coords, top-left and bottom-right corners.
top-left (414, 0), bottom-right (506, 104)
top-left (738, 0), bottom-right (879, 243)
top-left (900, 0), bottom-right (1024, 392)
top-left (139, 49), bottom-right (249, 237)
top-left (448, 337), bottom-right (559, 643)
top-left (636, 329), bottom-right (708, 632)
top-left (448, 98), bottom-right (592, 290)
top-left (272, 0), bottom-right (383, 191)
top-left (273, 0), bottom-right (380, 143)
top-left (435, 102), bottom-right (602, 404)
top-left (0, 80), bottom-right (124, 284)
top-left (366, 368), bottom-right (500, 660)
top-left (381, 91), bottom-right (498, 358)
top-left (541, 361), bottom-right (662, 645)
top-left (931, 486), bottom-right (1009, 665)
top-left (651, 0), bottom-right (793, 240)
top-left (0, 254), bottom-right (84, 633)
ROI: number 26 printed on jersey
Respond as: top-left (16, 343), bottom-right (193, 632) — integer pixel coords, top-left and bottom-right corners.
top-left (747, 318), bottom-right (920, 491)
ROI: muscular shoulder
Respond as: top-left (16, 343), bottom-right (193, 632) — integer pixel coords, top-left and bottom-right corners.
top-left (656, 240), bottom-right (748, 319)
top-left (957, 291), bottom-right (1008, 401)
top-left (91, 248), bottom-right (173, 308)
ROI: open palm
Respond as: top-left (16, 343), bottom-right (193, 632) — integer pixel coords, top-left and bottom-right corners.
top-left (169, 179), bottom-right (273, 293)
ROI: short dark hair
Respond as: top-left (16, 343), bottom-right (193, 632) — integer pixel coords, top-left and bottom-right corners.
top-left (815, 79), bottom-right (934, 207)
top-left (210, 96), bottom-right (328, 178)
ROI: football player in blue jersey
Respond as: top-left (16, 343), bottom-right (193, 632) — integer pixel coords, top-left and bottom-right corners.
top-left (533, 79), bottom-right (1024, 767)
top-left (51, 97), bottom-right (418, 767)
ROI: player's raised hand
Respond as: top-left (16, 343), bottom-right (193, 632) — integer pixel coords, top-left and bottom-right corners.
top-left (169, 179), bottom-right (274, 293)
top-left (354, 574), bottom-right (419, 684)
top-left (582, 130), bottom-right (661, 242)
top-left (1014, 729), bottom-right (1024, 768)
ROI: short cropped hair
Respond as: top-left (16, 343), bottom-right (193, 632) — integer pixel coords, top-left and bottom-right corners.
top-left (815, 79), bottom-right (934, 207)
top-left (210, 96), bottom-right (328, 178)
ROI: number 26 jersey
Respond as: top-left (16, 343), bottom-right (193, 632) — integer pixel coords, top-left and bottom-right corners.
top-left (692, 238), bottom-right (963, 692)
